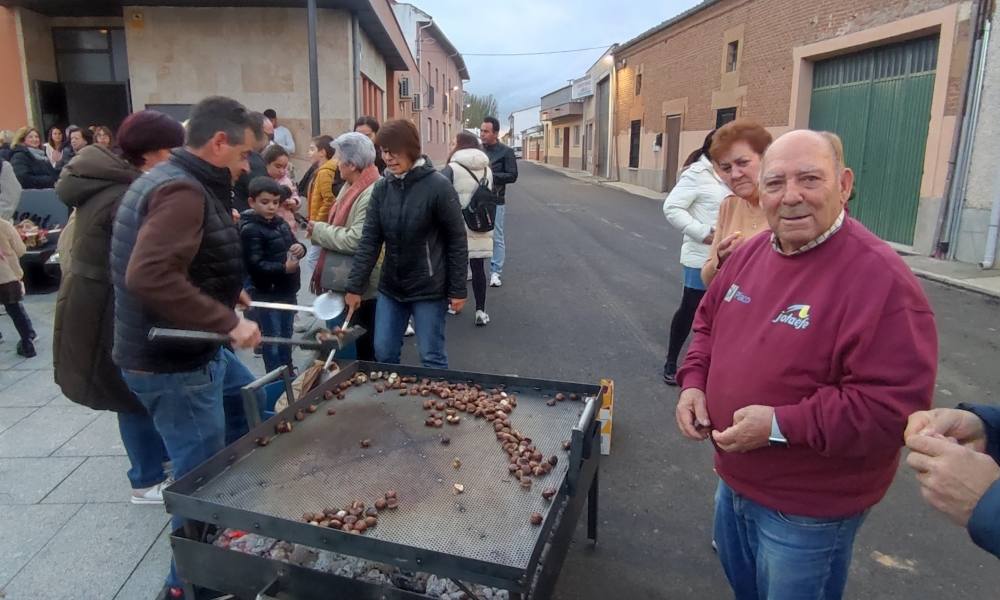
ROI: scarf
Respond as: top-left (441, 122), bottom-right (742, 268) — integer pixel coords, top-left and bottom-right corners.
top-left (27, 146), bottom-right (48, 162)
top-left (311, 163), bottom-right (380, 293)
top-left (330, 163), bottom-right (380, 226)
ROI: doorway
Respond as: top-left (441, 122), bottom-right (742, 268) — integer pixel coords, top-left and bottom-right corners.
top-left (663, 115), bottom-right (682, 191)
top-left (562, 127), bottom-right (570, 168)
top-left (596, 77), bottom-right (610, 176)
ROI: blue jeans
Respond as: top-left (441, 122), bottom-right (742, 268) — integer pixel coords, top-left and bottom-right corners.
top-left (121, 347), bottom-right (260, 588)
top-left (257, 306), bottom-right (294, 373)
top-left (374, 292), bottom-right (448, 369)
top-left (491, 203), bottom-right (506, 275)
top-left (117, 410), bottom-right (169, 489)
top-left (714, 480), bottom-right (866, 600)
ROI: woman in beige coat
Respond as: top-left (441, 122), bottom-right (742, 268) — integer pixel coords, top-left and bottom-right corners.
top-left (442, 132), bottom-right (494, 326)
top-left (307, 132), bottom-right (381, 360)
top-left (0, 218), bottom-right (36, 357)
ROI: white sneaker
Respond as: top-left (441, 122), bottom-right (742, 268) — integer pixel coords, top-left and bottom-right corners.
top-left (489, 273), bottom-right (502, 287)
top-left (404, 321), bottom-right (415, 337)
top-left (475, 310), bottom-right (490, 326)
top-left (447, 307), bottom-right (458, 315)
top-left (131, 478), bottom-right (172, 505)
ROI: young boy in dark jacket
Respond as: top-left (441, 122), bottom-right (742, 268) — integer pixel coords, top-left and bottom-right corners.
top-left (241, 177), bottom-right (306, 372)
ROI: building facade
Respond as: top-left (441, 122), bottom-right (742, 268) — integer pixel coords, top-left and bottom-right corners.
top-left (577, 46), bottom-right (615, 178)
top-left (392, 3), bottom-right (469, 164)
top-left (2, 0), bottom-right (417, 162)
top-left (507, 105), bottom-right (540, 154)
top-left (611, 0), bottom-right (973, 253)
top-left (540, 85), bottom-right (583, 169)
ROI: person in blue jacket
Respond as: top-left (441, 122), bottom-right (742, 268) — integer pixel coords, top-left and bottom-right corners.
top-left (905, 403), bottom-right (1000, 558)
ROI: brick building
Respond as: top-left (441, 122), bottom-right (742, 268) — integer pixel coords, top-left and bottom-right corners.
top-left (610, 0), bottom-right (973, 252)
top-left (392, 3), bottom-right (469, 164)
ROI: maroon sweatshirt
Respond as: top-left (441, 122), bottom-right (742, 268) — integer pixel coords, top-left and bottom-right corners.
top-left (678, 218), bottom-right (937, 517)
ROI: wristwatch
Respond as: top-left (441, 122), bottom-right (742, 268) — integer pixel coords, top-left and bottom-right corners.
top-left (769, 413), bottom-right (788, 447)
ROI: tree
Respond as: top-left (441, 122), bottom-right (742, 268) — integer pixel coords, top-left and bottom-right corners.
top-left (463, 93), bottom-right (499, 130)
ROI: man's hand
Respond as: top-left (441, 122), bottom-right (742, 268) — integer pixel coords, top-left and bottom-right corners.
top-left (228, 317), bottom-right (261, 349)
top-left (450, 298), bottom-right (466, 314)
top-left (905, 409), bottom-right (987, 452)
top-left (716, 231), bottom-right (744, 266)
top-left (712, 405), bottom-right (773, 453)
top-left (237, 289), bottom-right (252, 310)
top-left (289, 243), bottom-right (306, 259)
top-left (284, 256), bottom-right (300, 273)
top-left (906, 434), bottom-right (1000, 526)
top-left (231, 209), bottom-right (240, 224)
top-left (345, 293), bottom-right (362, 314)
top-left (676, 388), bottom-right (711, 440)
top-left (306, 221), bottom-right (316, 238)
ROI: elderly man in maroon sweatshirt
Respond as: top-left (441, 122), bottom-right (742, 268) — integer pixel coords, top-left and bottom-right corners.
top-left (676, 129), bottom-right (937, 600)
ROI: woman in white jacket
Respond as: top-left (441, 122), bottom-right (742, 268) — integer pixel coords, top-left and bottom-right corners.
top-left (443, 132), bottom-right (494, 326)
top-left (661, 131), bottom-right (729, 385)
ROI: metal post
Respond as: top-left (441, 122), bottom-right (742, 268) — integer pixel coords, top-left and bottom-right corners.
top-left (307, 0), bottom-right (321, 136)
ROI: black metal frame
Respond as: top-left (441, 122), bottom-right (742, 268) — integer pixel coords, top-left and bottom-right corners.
top-left (167, 361), bottom-right (602, 599)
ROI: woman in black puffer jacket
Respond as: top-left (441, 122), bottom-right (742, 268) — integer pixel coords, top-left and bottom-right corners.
top-left (10, 127), bottom-right (58, 189)
top-left (345, 119), bottom-right (468, 369)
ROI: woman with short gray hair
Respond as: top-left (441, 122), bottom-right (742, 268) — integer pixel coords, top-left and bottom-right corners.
top-left (307, 132), bottom-right (381, 360)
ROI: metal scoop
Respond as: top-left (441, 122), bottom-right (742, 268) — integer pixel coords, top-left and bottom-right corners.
top-left (250, 292), bottom-right (346, 321)
top-left (147, 325), bottom-right (367, 356)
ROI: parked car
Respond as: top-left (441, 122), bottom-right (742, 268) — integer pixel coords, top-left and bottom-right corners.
top-left (513, 146), bottom-right (523, 159)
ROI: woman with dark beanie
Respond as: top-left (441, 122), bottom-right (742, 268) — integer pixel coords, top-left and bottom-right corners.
top-left (53, 110), bottom-right (185, 504)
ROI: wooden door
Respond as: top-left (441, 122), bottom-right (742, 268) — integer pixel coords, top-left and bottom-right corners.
top-left (663, 115), bottom-right (682, 191)
top-left (562, 127), bottom-right (570, 167)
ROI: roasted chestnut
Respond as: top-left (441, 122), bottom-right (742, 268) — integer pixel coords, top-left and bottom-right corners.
top-left (561, 440), bottom-right (571, 450)
top-left (275, 420), bottom-right (293, 434)
top-left (569, 393), bottom-right (579, 401)
top-left (294, 409), bottom-right (306, 421)
top-left (365, 516), bottom-right (377, 527)
top-left (360, 439), bottom-right (371, 448)
top-left (542, 487), bottom-right (557, 501)
top-left (520, 477), bottom-right (532, 489)
top-left (374, 498), bottom-right (387, 510)
top-left (385, 490), bottom-right (397, 499)
top-left (365, 507), bottom-right (378, 517)
top-left (555, 393), bottom-right (566, 402)
top-left (343, 515), bottom-right (358, 525)
top-left (306, 404), bottom-right (318, 413)
top-left (529, 512), bottom-right (543, 526)
top-left (548, 455), bottom-right (558, 466)
top-left (255, 436), bottom-right (271, 447)
top-left (324, 391), bottom-right (334, 401)
top-left (327, 408), bottom-right (336, 416)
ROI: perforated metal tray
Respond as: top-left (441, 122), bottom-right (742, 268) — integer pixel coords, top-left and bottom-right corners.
top-left (166, 361), bottom-right (601, 589)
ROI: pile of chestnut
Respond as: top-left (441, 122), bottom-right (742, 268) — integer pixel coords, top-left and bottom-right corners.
top-left (301, 491), bottom-right (399, 534)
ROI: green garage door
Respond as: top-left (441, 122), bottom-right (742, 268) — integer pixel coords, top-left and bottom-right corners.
top-left (809, 36), bottom-right (937, 245)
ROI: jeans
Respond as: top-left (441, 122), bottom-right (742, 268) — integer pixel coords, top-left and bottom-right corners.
top-left (714, 480), bottom-right (867, 600)
top-left (121, 347), bottom-right (260, 588)
top-left (117, 410), bottom-right (169, 489)
top-left (373, 292), bottom-right (448, 369)
top-left (491, 204), bottom-right (506, 275)
top-left (257, 306), bottom-right (294, 373)
top-left (3, 301), bottom-right (35, 343)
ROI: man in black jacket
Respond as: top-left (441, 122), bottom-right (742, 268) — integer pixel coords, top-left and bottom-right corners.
top-left (111, 96), bottom-right (262, 600)
top-left (345, 119), bottom-right (467, 369)
top-left (480, 116), bottom-right (517, 287)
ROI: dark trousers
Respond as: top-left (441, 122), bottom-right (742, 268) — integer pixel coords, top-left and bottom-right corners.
top-left (257, 307), bottom-right (294, 373)
top-left (664, 286), bottom-right (706, 372)
top-left (354, 298), bottom-right (377, 361)
top-left (470, 258), bottom-right (487, 311)
top-left (3, 302), bottom-right (35, 343)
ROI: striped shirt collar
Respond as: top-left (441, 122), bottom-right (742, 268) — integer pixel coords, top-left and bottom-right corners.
top-left (771, 210), bottom-right (845, 256)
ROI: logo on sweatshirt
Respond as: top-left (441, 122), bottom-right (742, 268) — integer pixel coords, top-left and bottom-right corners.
top-left (772, 304), bottom-right (811, 330)
top-left (724, 284), bottom-right (751, 304)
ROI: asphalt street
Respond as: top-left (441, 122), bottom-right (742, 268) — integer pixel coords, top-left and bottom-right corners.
top-left (432, 162), bottom-right (1000, 599)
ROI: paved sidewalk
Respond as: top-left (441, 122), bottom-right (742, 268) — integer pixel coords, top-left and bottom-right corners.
top-left (529, 159), bottom-right (1000, 298)
top-left (0, 289), bottom-right (171, 600)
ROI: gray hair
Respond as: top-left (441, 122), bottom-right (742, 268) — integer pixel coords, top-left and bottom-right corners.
top-left (332, 132), bottom-right (376, 170)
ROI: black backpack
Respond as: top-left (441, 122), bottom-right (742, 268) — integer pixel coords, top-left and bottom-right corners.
top-left (455, 163), bottom-right (497, 233)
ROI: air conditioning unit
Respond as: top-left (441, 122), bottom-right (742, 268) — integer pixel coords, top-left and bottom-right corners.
top-left (412, 93), bottom-right (422, 111)
top-left (399, 77), bottom-right (411, 98)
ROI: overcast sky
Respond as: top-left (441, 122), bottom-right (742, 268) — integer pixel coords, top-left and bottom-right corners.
top-left (408, 0), bottom-right (702, 119)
